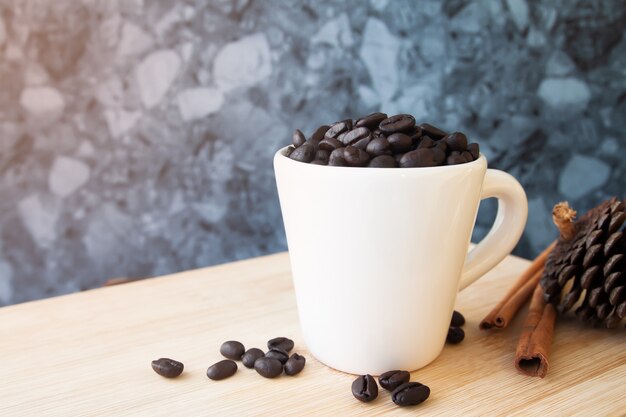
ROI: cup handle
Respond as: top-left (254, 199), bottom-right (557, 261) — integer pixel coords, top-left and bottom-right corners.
top-left (458, 169), bottom-right (528, 291)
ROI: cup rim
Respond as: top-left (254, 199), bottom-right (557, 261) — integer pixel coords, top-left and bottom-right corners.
top-left (274, 146), bottom-right (486, 172)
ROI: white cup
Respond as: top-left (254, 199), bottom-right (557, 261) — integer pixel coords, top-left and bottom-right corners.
top-left (274, 147), bottom-right (527, 375)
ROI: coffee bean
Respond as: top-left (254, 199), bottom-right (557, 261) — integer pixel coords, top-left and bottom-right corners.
top-left (289, 143), bottom-right (315, 163)
top-left (292, 129), bottom-right (306, 147)
top-left (399, 148), bottom-right (445, 168)
top-left (387, 133), bottom-right (412, 153)
top-left (315, 149), bottom-right (330, 163)
top-left (434, 140), bottom-right (447, 154)
top-left (338, 127), bottom-right (371, 146)
top-left (391, 382), bottom-right (430, 406)
top-left (394, 152), bottom-right (405, 163)
top-left (419, 123), bottom-right (447, 139)
top-left (284, 353), bottom-right (306, 376)
top-left (242, 348), bottom-right (265, 368)
top-left (379, 114), bottom-right (416, 133)
top-left (368, 155), bottom-right (396, 168)
top-left (461, 151), bottom-right (474, 162)
top-left (319, 137), bottom-right (344, 152)
top-left (285, 145), bottom-right (295, 157)
top-left (468, 143), bottom-right (480, 159)
top-left (308, 125), bottom-right (330, 148)
top-left (451, 310), bottom-right (465, 327)
top-left (352, 136), bottom-right (371, 150)
top-left (254, 357), bottom-right (283, 378)
top-left (151, 358), bottom-right (184, 378)
top-left (328, 148), bottom-right (347, 166)
top-left (378, 370), bottom-right (410, 391)
top-left (352, 374), bottom-right (378, 402)
top-left (325, 119), bottom-right (352, 139)
top-left (366, 137), bottom-right (391, 157)
top-left (220, 341), bottom-right (245, 360)
top-left (267, 337), bottom-right (295, 352)
top-left (445, 132), bottom-right (468, 152)
top-left (207, 359), bottom-right (237, 380)
top-left (354, 112), bottom-right (388, 130)
top-left (446, 152), bottom-right (465, 165)
top-left (446, 326), bottom-right (465, 344)
top-left (417, 136), bottom-right (436, 149)
top-left (265, 347), bottom-right (289, 364)
top-left (344, 146), bottom-right (370, 167)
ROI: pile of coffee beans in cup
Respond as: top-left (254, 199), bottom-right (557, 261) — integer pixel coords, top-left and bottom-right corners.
top-left (285, 113), bottom-right (480, 168)
top-left (151, 336), bottom-right (305, 381)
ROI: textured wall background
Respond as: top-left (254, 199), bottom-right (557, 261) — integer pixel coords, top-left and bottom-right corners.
top-left (0, 0), bottom-right (624, 305)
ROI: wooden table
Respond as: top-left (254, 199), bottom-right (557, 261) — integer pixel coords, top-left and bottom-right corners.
top-left (1, 252), bottom-right (624, 416)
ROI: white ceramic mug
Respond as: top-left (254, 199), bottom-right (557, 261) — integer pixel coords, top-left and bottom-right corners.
top-left (274, 147), bottom-right (527, 375)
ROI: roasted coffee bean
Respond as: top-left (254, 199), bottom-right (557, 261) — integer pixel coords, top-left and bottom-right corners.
top-left (242, 348), bottom-right (265, 368)
top-left (344, 146), bottom-right (370, 167)
top-left (329, 148), bottom-right (347, 166)
top-left (445, 132), bottom-right (468, 151)
top-left (292, 129), bottom-right (306, 147)
top-left (352, 136), bottom-right (371, 150)
top-left (451, 310), bottom-right (465, 327)
top-left (315, 149), bottom-right (330, 163)
top-left (267, 337), bottom-right (295, 352)
top-left (394, 152), bottom-right (405, 163)
top-left (366, 137), bottom-right (391, 157)
top-left (309, 125), bottom-right (330, 146)
top-left (351, 374), bottom-right (378, 402)
top-left (417, 136), bottom-right (436, 149)
top-left (446, 152), bottom-right (466, 165)
top-left (434, 140), bottom-right (447, 154)
top-left (325, 119), bottom-right (352, 139)
top-left (468, 143), bottom-right (480, 159)
top-left (379, 114), bottom-right (415, 133)
top-left (461, 151), bottom-right (474, 162)
top-left (254, 357), bottom-right (283, 378)
top-left (265, 347), bottom-right (290, 364)
top-left (378, 370), bottom-right (410, 391)
top-left (391, 382), bottom-right (430, 406)
top-left (387, 133), bottom-right (412, 153)
top-left (285, 145), bottom-right (295, 157)
top-left (220, 340), bottom-right (245, 360)
top-left (310, 160), bottom-right (327, 165)
top-left (400, 148), bottom-right (445, 168)
top-left (207, 359), bottom-right (237, 380)
top-left (289, 143), bottom-right (315, 163)
top-left (338, 127), bottom-right (371, 146)
top-left (284, 353), bottom-right (306, 376)
top-left (151, 358), bottom-right (184, 378)
top-left (368, 155), bottom-right (396, 168)
top-left (447, 326), bottom-right (465, 344)
top-left (319, 137), bottom-right (344, 152)
top-left (419, 123), bottom-right (447, 139)
top-left (354, 112), bottom-right (388, 130)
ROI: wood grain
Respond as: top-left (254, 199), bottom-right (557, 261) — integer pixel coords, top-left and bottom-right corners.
top-left (0, 252), bottom-right (624, 416)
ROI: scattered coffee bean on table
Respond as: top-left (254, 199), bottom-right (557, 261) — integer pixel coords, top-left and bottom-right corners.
top-left (241, 348), bottom-right (265, 368)
top-left (352, 374), bottom-right (378, 402)
top-left (207, 359), bottom-right (237, 380)
top-left (378, 370), bottom-right (410, 391)
top-left (446, 326), bottom-right (465, 344)
top-left (254, 357), bottom-right (283, 378)
top-left (151, 358), bottom-right (184, 378)
top-left (451, 310), bottom-right (466, 327)
top-left (265, 347), bottom-right (290, 364)
top-left (391, 382), bottom-right (430, 406)
top-left (267, 337), bottom-right (294, 352)
top-left (284, 353), bottom-right (306, 376)
top-left (220, 340), bottom-right (245, 360)
top-left (286, 113), bottom-right (480, 168)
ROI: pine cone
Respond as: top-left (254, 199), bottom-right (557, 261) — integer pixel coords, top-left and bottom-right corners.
top-left (541, 198), bottom-right (626, 328)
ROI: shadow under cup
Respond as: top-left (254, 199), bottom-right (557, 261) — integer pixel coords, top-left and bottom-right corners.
top-left (274, 146), bottom-right (490, 375)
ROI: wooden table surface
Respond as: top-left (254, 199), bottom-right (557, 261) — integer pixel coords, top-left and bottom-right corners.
top-left (1, 252), bottom-right (624, 416)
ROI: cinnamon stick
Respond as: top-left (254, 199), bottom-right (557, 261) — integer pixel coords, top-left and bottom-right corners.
top-left (514, 282), bottom-right (557, 378)
top-left (479, 241), bottom-right (556, 330)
